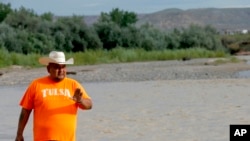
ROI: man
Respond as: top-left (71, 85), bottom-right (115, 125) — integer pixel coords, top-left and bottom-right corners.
top-left (15, 51), bottom-right (92, 141)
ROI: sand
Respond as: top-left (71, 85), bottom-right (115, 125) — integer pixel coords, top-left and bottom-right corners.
top-left (76, 79), bottom-right (250, 141)
top-left (1, 56), bottom-right (250, 141)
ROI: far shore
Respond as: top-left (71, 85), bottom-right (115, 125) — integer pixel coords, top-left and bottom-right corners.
top-left (1, 56), bottom-right (250, 86)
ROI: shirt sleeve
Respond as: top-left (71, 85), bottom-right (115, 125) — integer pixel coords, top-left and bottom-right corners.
top-left (19, 81), bottom-right (35, 110)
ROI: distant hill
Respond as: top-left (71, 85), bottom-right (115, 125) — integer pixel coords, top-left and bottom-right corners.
top-left (84, 7), bottom-right (250, 32)
top-left (137, 8), bottom-right (250, 32)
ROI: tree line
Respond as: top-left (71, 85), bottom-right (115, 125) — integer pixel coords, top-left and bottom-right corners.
top-left (0, 3), bottom-right (242, 55)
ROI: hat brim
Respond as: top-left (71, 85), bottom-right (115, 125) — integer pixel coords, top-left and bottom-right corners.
top-left (39, 57), bottom-right (74, 65)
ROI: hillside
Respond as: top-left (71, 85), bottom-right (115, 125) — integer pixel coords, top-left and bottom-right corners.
top-left (137, 8), bottom-right (250, 32)
top-left (85, 7), bottom-right (250, 32)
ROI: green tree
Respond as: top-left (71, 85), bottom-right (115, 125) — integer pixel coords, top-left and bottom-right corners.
top-left (94, 22), bottom-right (121, 50)
top-left (179, 24), bottom-right (224, 51)
top-left (53, 16), bottom-right (101, 52)
top-left (40, 12), bottom-right (54, 21)
top-left (94, 8), bottom-right (141, 50)
top-left (164, 28), bottom-right (181, 49)
top-left (4, 7), bottom-right (40, 31)
top-left (0, 24), bottom-right (26, 53)
top-left (120, 25), bottom-right (140, 48)
top-left (3, 7), bottom-right (56, 54)
top-left (138, 23), bottom-right (166, 50)
top-left (0, 2), bottom-right (12, 22)
top-left (99, 8), bottom-right (137, 27)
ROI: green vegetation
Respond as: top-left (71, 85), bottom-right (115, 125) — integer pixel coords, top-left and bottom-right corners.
top-left (0, 3), bottom-right (248, 68)
top-left (73, 47), bottom-right (228, 65)
top-left (0, 47), bottom-right (229, 68)
top-left (221, 34), bottom-right (250, 54)
top-left (0, 48), bottom-right (40, 68)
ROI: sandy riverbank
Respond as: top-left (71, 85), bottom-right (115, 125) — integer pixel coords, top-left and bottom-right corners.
top-left (1, 56), bottom-right (250, 86)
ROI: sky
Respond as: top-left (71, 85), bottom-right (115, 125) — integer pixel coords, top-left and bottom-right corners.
top-left (2, 0), bottom-right (250, 16)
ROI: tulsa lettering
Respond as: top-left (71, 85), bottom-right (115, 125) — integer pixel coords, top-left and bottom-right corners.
top-left (41, 88), bottom-right (71, 98)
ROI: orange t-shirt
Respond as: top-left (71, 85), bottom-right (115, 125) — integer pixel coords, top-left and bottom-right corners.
top-left (20, 76), bottom-right (91, 141)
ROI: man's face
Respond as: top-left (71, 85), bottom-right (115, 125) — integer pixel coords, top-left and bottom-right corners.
top-left (47, 63), bottom-right (66, 81)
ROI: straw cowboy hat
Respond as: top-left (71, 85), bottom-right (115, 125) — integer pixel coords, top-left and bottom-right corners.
top-left (39, 51), bottom-right (74, 65)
